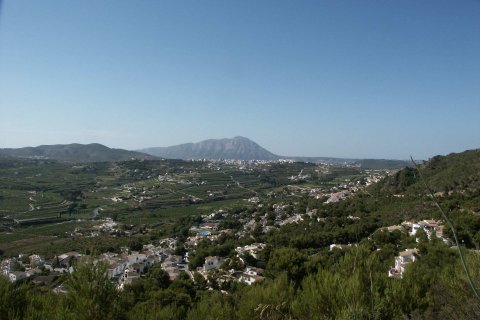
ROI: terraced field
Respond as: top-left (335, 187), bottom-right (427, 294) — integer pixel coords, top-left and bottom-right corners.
top-left (0, 157), bottom-right (377, 256)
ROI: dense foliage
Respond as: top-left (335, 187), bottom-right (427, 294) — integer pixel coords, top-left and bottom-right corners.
top-left (1, 240), bottom-right (480, 319)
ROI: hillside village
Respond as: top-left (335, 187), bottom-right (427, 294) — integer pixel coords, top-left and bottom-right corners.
top-left (1, 194), bottom-right (448, 293)
top-left (0, 159), bottom-right (442, 291)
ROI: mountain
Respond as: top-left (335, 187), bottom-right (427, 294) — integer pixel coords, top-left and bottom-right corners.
top-left (140, 136), bottom-right (279, 161)
top-left (0, 143), bottom-right (156, 162)
top-left (140, 137), bottom-right (409, 168)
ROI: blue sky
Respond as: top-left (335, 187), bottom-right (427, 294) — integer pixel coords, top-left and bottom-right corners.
top-left (0, 1), bottom-right (479, 159)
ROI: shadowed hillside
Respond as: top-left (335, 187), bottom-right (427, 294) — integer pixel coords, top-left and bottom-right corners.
top-left (374, 149), bottom-right (480, 194)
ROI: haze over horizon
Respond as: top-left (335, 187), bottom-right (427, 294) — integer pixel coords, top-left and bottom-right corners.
top-left (1, 1), bottom-right (479, 160)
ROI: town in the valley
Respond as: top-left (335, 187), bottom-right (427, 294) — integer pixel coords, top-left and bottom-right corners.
top-left (0, 158), bottom-right (449, 292)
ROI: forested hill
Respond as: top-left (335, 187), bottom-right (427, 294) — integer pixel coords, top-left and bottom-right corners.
top-left (338, 148), bottom-right (480, 230)
top-left (373, 149), bottom-right (480, 194)
top-left (0, 143), bottom-right (156, 162)
top-left (307, 148), bottom-right (480, 230)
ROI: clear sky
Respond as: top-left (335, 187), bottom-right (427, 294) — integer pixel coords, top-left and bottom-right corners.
top-left (0, 1), bottom-right (479, 159)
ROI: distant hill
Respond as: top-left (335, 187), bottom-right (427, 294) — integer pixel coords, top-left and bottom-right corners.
top-left (0, 143), bottom-right (156, 162)
top-left (284, 156), bottom-right (353, 165)
top-left (352, 159), bottom-right (410, 169)
top-left (140, 136), bottom-right (279, 161)
top-left (286, 156), bottom-right (409, 169)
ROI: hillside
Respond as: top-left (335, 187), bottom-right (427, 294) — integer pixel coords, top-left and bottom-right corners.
top-left (0, 143), bottom-right (156, 162)
top-left (344, 148), bottom-right (480, 229)
top-left (374, 149), bottom-right (480, 194)
top-left (140, 136), bottom-right (279, 160)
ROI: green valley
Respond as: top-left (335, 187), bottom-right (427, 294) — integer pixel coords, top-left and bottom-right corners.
top-left (1, 149), bottom-right (480, 319)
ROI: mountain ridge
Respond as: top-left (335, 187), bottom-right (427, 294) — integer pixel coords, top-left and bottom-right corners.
top-left (140, 137), bottom-right (409, 168)
top-left (0, 138), bottom-right (410, 168)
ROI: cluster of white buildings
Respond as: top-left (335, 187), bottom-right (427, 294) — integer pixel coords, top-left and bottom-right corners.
top-left (385, 219), bottom-right (450, 245)
top-left (236, 266), bottom-right (265, 285)
top-left (1, 239), bottom-right (186, 289)
top-left (1, 252), bottom-right (81, 283)
top-left (386, 219), bottom-right (448, 279)
top-left (196, 255), bottom-right (265, 286)
top-left (189, 242), bottom-right (267, 287)
top-left (408, 220), bottom-right (448, 243)
top-left (94, 238), bottom-right (185, 289)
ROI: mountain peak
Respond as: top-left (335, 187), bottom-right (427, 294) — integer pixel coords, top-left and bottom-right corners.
top-left (140, 137), bottom-right (278, 160)
top-left (232, 136), bottom-right (249, 141)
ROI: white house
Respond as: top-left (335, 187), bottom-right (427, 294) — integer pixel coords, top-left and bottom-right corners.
top-left (245, 266), bottom-right (264, 277)
top-left (118, 269), bottom-right (141, 290)
top-left (29, 254), bottom-right (44, 267)
top-left (1, 258), bottom-right (16, 276)
top-left (388, 248), bottom-right (418, 279)
top-left (57, 251), bottom-right (82, 268)
top-left (236, 243), bottom-right (266, 260)
top-left (238, 267), bottom-right (265, 285)
top-left (329, 244), bottom-right (351, 251)
top-left (9, 271), bottom-right (27, 282)
top-left (203, 256), bottom-right (224, 272)
top-left (106, 258), bottom-right (128, 279)
top-left (96, 253), bottom-right (128, 279)
top-left (410, 223), bottom-right (422, 236)
top-left (127, 253), bottom-right (147, 266)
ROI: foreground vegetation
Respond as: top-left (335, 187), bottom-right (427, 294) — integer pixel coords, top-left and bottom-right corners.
top-left (1, 239), bottom-right (479, 319)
